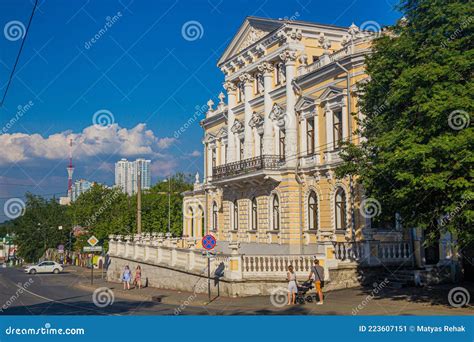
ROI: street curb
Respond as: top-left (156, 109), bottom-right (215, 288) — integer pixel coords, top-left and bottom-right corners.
top-left (73, 282), bottom-right (211, 307)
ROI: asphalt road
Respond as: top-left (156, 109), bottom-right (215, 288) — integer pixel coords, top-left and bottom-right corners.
top-left (1, 266), bottom-right (472, 316)
top-left (0, 267), bottom-right (214, 315)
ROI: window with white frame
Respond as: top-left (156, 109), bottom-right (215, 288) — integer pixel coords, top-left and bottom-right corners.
top-left (212, 201), bottom-right (218, 231)
top-left (308, 191), bottom-right (318, 230)
top-left (251, 197), bottom-right (258, 231)
top-left (307, 117), bottom-right (315, 155)
top-left (272, 195), bottom-right (280, 230)
top-left (335, 187), bottom-right (346, 231)
top-left (279, 130), bottom-right (285, 160)
top-left (233, 199), bottom-right (239, 231)
top-left (333, 110), bottom-right (343, 150)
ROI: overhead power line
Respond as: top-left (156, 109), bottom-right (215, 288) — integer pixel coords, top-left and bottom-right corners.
top-left (0, 0), bottom-right (39, 107)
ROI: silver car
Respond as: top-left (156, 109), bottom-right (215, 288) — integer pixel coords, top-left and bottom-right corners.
top-left (25, 261), bottom-right (63, 274)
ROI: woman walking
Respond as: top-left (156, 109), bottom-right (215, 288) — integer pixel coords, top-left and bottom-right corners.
top-left (121, 265), bottom-right (132, 290)
top-left (134, 265), bottom-right (142, 289)
top-left (287, 265), bottom-right (297, 305)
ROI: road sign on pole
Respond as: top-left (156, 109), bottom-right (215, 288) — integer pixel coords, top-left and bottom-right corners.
top-left (202, 234), bottom-right (216, 251)
top-left (83, 246), bottom-right (103, 252)
top-left (87, 236), bottom-right (99, 247)
top-left (201, 234), bottom-right (217, 302)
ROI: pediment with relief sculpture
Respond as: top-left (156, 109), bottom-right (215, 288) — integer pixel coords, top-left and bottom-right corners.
top-left (218, 17), bottom-right (283, 67)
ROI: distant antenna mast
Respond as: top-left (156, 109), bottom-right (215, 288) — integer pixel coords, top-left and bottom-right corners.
top-left (67, 139), bottom-right (74, 199)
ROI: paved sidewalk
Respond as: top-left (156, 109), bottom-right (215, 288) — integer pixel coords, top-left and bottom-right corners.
top-left (68, 266), bottom-right (474, 315)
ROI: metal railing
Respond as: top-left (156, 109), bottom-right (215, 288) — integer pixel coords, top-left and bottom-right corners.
top-left (212, 155), bottom-right (283, 181)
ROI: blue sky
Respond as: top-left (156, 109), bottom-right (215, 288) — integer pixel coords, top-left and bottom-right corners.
top-left (0, 0), bottom-right (401, 220)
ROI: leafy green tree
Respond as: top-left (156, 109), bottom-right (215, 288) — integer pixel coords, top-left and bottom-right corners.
top-left (337, 0), bottom-right (473, 244)
top-left (11, 194), bottom-right (71, 262)
top-left (7, 173), bottom-right (193, 258)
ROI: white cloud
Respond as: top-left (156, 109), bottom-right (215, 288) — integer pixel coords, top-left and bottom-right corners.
top-left (0, 123), bottom-right (176, 166)
top-left (189, 150), bottom-right (201, 157)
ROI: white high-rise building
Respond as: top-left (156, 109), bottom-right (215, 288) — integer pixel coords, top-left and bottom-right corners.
top-left (114, 158), bottom-right (151, 195)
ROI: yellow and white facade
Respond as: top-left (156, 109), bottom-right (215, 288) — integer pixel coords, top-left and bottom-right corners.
top-left (183, 17), bottom-right (384, 255)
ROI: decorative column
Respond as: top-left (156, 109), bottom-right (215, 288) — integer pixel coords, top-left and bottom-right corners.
top-left (224, 82), bottom-right (237, 162)
top-left (280, 50), bottom-right (298, 167)
top-left (258, 62), bottom-right (275, 155)
top-left (239, 73), bottom-right (254, 159)
top-left (227, 241), bottom-right (242, 280)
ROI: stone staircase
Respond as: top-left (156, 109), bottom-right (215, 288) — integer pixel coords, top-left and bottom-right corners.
top-left (375, 268), bottom-right (418, 289)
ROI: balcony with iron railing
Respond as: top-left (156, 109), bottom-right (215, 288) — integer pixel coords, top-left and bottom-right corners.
top-left (212, 155), bottom-right (283, 183)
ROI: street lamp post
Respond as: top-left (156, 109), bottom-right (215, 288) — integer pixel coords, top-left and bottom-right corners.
top-left (168, 175), bottom-right (171, 235)
top-left (163, 176), bottom-right (172, 237)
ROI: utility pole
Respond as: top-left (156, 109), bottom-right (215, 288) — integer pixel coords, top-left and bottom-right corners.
top-left (137, 169), bottom-right (142, 234)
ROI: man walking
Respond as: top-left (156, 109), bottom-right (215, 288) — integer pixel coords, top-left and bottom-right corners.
top-left (308, 259), bottom-right (324, 305)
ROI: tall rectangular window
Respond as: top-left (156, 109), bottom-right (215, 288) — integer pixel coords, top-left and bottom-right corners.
top-left (279, 130), bottom-right (285, 160)
top-left (333, 110), bottom-right (343, 150)
top-left (212, 148), bottom-right (217, 168)
top-left (307, 117), bottom-right (315, 155)
top-left (239, 139), bottom-right (244, 160)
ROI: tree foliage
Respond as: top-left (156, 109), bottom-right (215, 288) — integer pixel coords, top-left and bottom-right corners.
top-left (337, 0), bottom-right (473, 244)
top-left (5, 173), bottom-right (193, 261)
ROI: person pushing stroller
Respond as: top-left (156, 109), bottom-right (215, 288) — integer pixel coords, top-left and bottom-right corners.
top-left (308, 259), bottom-right (324, 305)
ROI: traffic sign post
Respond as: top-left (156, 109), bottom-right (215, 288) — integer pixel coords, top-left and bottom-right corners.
top-left (201, 234), bottom-right (216, 302)
top-left (85, 236), bottom-right (101, 285)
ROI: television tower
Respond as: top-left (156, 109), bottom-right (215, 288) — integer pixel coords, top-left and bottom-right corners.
top-left (67, 138), bottom-right (74, 199)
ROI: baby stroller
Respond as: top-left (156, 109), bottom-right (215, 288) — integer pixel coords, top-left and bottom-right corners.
top-left (295, 280), bottom-right (316, 304)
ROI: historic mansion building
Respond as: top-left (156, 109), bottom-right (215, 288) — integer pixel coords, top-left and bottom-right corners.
top-left (183, 17), bottom-right (396, 256)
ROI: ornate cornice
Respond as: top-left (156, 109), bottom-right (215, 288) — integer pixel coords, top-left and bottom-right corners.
top-left (279, 50), bottom-right (298, 63)
top-left (257, 61), bottom-right (274, 75)
top-left (223, 81), bottom-right (237, 93)
top-left (276, 26), bottom-right (302, 43)
top-left (239, 73), bottom-right (254, 85)
top-left (230, 119), bottom-right (244, 134)
top-left (248, 112), bottom-right (264, 128)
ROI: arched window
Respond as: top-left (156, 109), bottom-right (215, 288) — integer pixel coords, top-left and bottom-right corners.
top-left (308, 191), bottom-right (318, 230)
top-left (199, 206), bottom-right (205, 237)
top-left (272, 195), bottom-right (280, 230)
top-left (189, 207), bottom-right (194, 236)
top-left (233, 200), bottom-right (239, 230)
top-left (212, 202), bottom-right (218, 231)
top-left (251, 197), bottom-right (258, 230)
top-left (335, 188), bottom-right (346, 231)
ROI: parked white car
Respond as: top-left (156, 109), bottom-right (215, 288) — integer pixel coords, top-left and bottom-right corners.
top-left (25, 261), bottom-right (63, 274)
